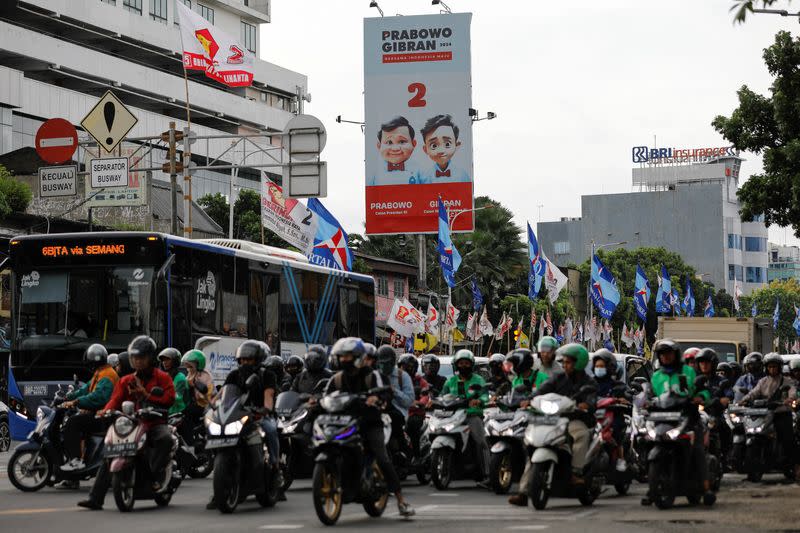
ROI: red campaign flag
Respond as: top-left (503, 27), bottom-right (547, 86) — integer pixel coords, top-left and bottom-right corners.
top-left (176, 2), bottom-right (254, 87)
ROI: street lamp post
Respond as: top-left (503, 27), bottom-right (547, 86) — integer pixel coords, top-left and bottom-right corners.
top-left (586, 239), bottom-right (627, 349)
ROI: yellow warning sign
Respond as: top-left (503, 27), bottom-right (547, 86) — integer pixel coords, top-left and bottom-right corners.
top-left (80, 91), bottom-right (138, 154)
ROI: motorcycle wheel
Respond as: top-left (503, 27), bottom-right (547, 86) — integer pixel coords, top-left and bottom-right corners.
top-left (189, 451), bottom-right (214, 479)
top-left (578, 473), bottom-right (601, 506)
top-left (312, 462), bottom-right (342, 526)
top-left (708, 455), bottom-right (722, 492)
top-left (648, 462), bottom-right (674, 510)
top-left (363, 461), bottom-right (389, 517)
top-left (528, 461), bottom-right (552, 510)
top-left (416, 455), bottom-right (431, 486)
top-left (686, 493), bottom-right (701, 505)
top-left (8, 450), bottom-right (51, 492)
top-left (154, 491), bottom-right (172, 507)
top-left (256, 467), bottom-right (279, 508)
top-left (614, 481), bottom-right (631, 496)
top-left (489, 451), bottom-right (513, 495)
top-left (280, 451), bottom-right (294, 491)
top-left (213, 452), bottom-right (240, 514)
top-left (431, 449), bottom-right (452, 491)
top-left (112, 467), bottom-right (136, 512)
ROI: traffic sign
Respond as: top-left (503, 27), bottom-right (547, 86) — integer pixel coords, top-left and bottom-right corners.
top-left (90, 157), bottom-right (129, 188)
top-left (81, 91), bottom-right (138, 154)
top-left (35, 118), bottom-right (78, 164)
top-left (39, 165), bottom-right (77, 197)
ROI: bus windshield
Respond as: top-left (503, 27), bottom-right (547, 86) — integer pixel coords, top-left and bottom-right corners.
top-left (14, 266), bottom-right (154, 364)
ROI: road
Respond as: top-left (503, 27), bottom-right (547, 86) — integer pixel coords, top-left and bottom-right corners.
top-left (1, 449), bottom-right (798, 532)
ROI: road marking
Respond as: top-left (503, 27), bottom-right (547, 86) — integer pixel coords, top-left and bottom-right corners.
top-left (507, 527), bottom-right (549, 531)
top-left (0, 507), bottom-right (74, 516)
top-left (258, 526), bottom-right (304, 530)
top-left (429, 492), bottom-right (460, 497)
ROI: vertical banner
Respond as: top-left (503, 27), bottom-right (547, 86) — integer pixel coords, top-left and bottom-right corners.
top-left (364, 13), bottom-right (474, 235)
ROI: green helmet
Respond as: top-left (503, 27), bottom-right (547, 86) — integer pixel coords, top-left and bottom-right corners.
top-left (556, 343), bottom-right (589, 371)
top-left (538, 336), bottom-right (558, 352)
top-left (181, 349), bottom-right (206, 371)
top-left (452, 348), bottom-right (475, 373)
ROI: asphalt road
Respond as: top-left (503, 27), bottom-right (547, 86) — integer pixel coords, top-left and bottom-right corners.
top-left (0, 449), bottom-right (796, 532)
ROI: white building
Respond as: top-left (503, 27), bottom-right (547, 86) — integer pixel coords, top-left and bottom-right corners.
top-left (0, 0), bottom-right (306, 201)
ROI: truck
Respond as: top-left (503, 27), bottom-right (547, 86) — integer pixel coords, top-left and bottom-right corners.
top-left (656, 317), bottom-right (774, 363)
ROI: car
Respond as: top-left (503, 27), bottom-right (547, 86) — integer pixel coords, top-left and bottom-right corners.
top-left (435, 355), bottom-right (491, 381)
top-left (0, 401), bottom-right (9, 452)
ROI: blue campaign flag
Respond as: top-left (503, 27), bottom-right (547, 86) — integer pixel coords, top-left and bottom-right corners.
top-left (794, 306), bottom-right (800, 336)
top-left (527, 223), bottom-right (546, 299)
top-left (704, 295), bottom-right (715, 318)
top-left (683, 279), bottom-right (695, 317)
top-left (471, 278), bottom-right (483, 310)
top-left (774, 299), bottom-right (780, 330)
top-left (657, 265), bottom-right (672, 313)
top-left (671, 288), bottom-right (681, 315)
top-left (307, 198), bottom-right (353, 271)
top-left (590, 254), bottom-right (620, 319)
top-left (438, 198), bottom-right (462, 289)
top-left (751, 301), bottom-right (757, 318)
top-left (633, 265), bottom-right (650, 322)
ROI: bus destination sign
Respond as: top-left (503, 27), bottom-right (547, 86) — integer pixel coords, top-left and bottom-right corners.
top-left (41, 243), bottom-right (126, 258)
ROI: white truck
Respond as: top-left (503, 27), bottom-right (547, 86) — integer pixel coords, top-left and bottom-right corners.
top-left (656, 317), bottom-right (774, 363)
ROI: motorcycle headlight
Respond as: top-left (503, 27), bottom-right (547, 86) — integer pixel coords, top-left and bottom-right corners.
top-left (666, 427), bottom-right (681, 440)
top-left (729, 413), bottom-right (740, 424)
top-left (540, 400), bottom-right (559, 415)
top-left (36, 407), bottom-right (45, 422)
top-left (114, 416), bottom-right (135, 437)
top-left (205, 417), bottom-right (222, 436)
top-left (224, 416), bottom-right (248, 436)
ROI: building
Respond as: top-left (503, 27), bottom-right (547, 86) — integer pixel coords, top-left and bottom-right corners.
top-left (538, 143), bottom-right (769, 295)
top-left (768, 243), bottom-right (800, 283)
top-left (354, 252), bottom-right (417, 327)
top-left (0, 0), bottom-right (307, 224)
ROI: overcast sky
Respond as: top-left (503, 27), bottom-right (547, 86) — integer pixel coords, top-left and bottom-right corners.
top-left (262, 0), bottom-right (798, 246)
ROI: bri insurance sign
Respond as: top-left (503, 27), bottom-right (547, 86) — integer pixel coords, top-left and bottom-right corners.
top-left (364, 13), bottom-right (474, 235)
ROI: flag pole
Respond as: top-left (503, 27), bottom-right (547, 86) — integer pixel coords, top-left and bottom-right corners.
top-left (181, 52), bottom-right (193, 238)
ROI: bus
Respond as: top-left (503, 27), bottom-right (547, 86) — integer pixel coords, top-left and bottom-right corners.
top-left (5, 232), bottom-right (375, 439)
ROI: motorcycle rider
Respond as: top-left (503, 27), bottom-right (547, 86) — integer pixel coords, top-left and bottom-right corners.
top-left (592, 348), bottom-right (628, 472)
top-left (488, 353), bottom-right (511, 396)
top-left (535, 336), bottom-right (561, 384)
top-left (789, 358), bottom-right (800, 383)
top-left (291, 346), bottom-right (333, 394)
top-left (695, 348), bottom-right (734, 472)
top-left (158, 348), bottom-right (188, 416)
top-left (180, 349), bottom-right (213, 445)
top-left (738, 352), bottom-right (800, 478)
top-left (439, 349), bottom-right (491, 487)
top-left (323, 337), bottom-right (415, 517)
top-left (683, 346), bottom-right (701, 371)
top-left (282, 355), bottom-right (304, 392)
top-left (398, 354), bottom-right (430, 462)
top-left (362, 342), bottom-right (378, 369)
top-left (106, 353), bottom-right (119, 372)
top-left (376, 346), bottom-right (415, 464)
top-left (264, 355), bottom-right (286, 389)
top-left (642, 339), bottom-right (714, 506)
top-left (505, 348), bottom-right (538, 394)
top-left (509, 343), bottom-right (596, 506)
top-left (421, 353), bottom-right (447, 394)
top-left (207, 340), bottom-right (281, 509)
top-left (60, 344), bottom-right (120, 472)
top-left (735, 352), bottom-right (765, 402)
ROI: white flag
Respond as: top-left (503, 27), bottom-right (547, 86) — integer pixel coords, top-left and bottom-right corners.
top-left (444, 301), bottom-right (460, 332)
top-left (176, 1), bottom-right (255, 87)
top-left (404, 299), bottom-right (426, 335)
top-left (260, 174), bottom-right (316, 251)
top-left (734, 283), bottom-right (742, 312)
top-left (387, 298), bottom-right (413, 338)
top-left (425, 302), bottom-right (439, 335)
top-left (565, 317), bottom-right (574, 343)
top-left (465, 313), bottom-right (476, 340)
top-left (495, 312), bottom-right (507, 340)
top-left (479, 307), bottom-right (494, 337)
top-left (621, 324), bottom-right (633, 348)
top-left (542, 252), bottom-right (568, 304)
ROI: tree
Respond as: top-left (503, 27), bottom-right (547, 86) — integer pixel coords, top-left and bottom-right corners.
top-left (712, 31), bottom-right (800, 236)
top-left (729, 1), bottom-right (795, 23)
top-left (0, 164), bottom-right (32, 219)
top-left (741, 279), bottom-right (800, 346)
top-left (197, 190), bottom-right (284, 247)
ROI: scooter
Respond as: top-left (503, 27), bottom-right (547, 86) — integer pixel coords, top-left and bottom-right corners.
top-left (629, 377), bottom-right (651, 483)
top-left (205, 378), bottom-right (279, 514)
top-left (485, 386), bottom-right (532, 494)
top-left (741, 391), bottom-right (795, 482)
top-left (104, 390), bottom-right (182, 512)
top-left (524, 390), bottom-right (606, 510)
top-left (7, 382), bottom-right (105, 492)
top-left (276, 389), bottom-right (316, 491)
top-left (595, 388), bottom-right (637, 495)
top-left (725, 405), bottom-right (746, 473)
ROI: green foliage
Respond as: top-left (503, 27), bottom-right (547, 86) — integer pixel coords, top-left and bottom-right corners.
top-left (197, 189), bottom-right (285, 247)
top-left (741, 279), bottom-right (800, 342)
top-left (713, 31), bottom-right (800, 236)
top-left (729, 0), bottom-right (793, 23)
top-left (0, 165), bottom-right (32, 218)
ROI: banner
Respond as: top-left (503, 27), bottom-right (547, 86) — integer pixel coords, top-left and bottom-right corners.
top-left (307, 199), bottom-right (354, 271)
top-left (176, 1), bottom-right (255, 87)
top-left (364, 14), bottom-right (474, 234)
top-left (260, 174), bottom-right (315, 252)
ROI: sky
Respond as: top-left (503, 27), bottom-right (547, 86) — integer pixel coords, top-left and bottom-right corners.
top-left (261, 0), bottom-right (799, 246)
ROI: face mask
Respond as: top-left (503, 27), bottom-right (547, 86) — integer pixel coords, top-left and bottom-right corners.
top-left (339, 360), bottom-right (356, 373)
top-left (459, 366), bottom-right (473, 378)
top-left (135, 367), bottom-right (153, 381)
top-left (594, 367), bottom-right (607, 378)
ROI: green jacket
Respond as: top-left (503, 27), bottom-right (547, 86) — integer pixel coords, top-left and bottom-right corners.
top-left (650, 364), bottom-right (711, 403)
top-left (512, 371), bottom-right (538, 392)
top-left (66, 365), bottom-right (119, 411)
top-left (169, 372), bottom-right (188, 415)
top-left (441, 373), bottom-right (488, 416)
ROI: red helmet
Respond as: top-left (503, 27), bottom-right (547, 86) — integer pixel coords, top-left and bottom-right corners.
top-left (683, 347), bottom-right (701, 361)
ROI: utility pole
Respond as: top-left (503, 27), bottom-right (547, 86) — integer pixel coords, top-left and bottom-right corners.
top-left (182, 127), bottom-right (192, 239)
top-left (167, 121), bottom-right (178, 235)
top-left (418, 235), bottom-right (427, 290)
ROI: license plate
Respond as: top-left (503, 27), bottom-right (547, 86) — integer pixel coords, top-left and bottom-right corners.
top-left (743, 408), bottom-right (769, 416)
top-left (530, 415), bottom-right (558, 425)
top-left (489, 412), bottom-right (515, 421)
top-left (105, 442), bottom-right (137, 457)
top-left (434, 410), bottom-right (455, 417)
top-left (205, 437), bottom-right (239, 449)
top-left (646, 412), bottom-right (681, 422)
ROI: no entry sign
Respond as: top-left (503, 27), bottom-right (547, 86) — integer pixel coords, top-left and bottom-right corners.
top-left (35, 118), bottom-right (78, 165)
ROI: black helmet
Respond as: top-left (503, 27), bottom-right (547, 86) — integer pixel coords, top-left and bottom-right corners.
top-left (717, 362), bottom-right (733, 376)
top-left (116, 351), bottom-right (133, 377)
top-left (695, 348), bottom-right (719, 369)
top-left (398, 354), bottom-right (419, 375)
top-left (236, 340), bottom-right (266, 365)
top-left (286, 354), bottom-right (305, 375)
top-left (489, 353), bottom-right (506, 378)
top-left (305, 346), bottom-right (327, 372)
top-left (264, 355), bottom-right (285, 379)
top-left (331, 337), bottom-right (366, 368)
top-left (505, 349), bottom-right (534, 377)
top-left (84, 343), bottom-right (108, 369)
top-left (421, 353), bottom-right (440, 375)
top-left (376, 345), bottom-right (398, 375)
top-left (653, 338), bottom-right (682, 369)
top-left (591, 348), bottom-right (617, 375)
top-left (256, 341), bottom-right (272, 359)
top-left (744, 352), bottom-right (763, 374)
top-left (128, 336), bottom-right (157, 365)
top-left (157, 347), bottom-right (182, 367)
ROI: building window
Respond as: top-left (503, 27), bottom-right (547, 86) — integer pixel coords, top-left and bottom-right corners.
top-left (377, 276), bottom-right (388, 297)
top-left (241, 21), bottom-right (256, 53)
top-left (728, 264), bottom-right (743, 281)
top-left (727, 234), bottom-right (742, 250)
top-left (554, 241), bottom-right (570, 255)
top-left (198, 3), bottom-right (214, 23)
top-left (745, 237), bottom-right (767, 252)
top-left (393, 278), bottom-right (405, 298)
top-left (101, 0), bottom-right (116, 5)
top-left (746, 267), bottom-right (764, 284)
top-left (123, 0), bottom-right (142, 14)
top-left (149, 0), bottom-right (167, 22)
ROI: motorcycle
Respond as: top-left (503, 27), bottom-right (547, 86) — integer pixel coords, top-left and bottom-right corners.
top-left (205, 378), bottom-right (279, 514)
top-left (7, 381), bottom-right (105, 492)
top-left (629, 377), bottom-right (651, 483)
top-left (427, 386), bottom-right (486, 490)
top-left (524, 390), bottom-right (605, 510)
top-left (169, 412), bottom-right (213, 479)
top-left (276, 390), bottom-right (316, 491)
top-left (485, 385), bottom-right (532, 495)
top-left (740, 390), bottom-right (795, 482)
top-left (104, 389), bottom-right (182, 512)
top-left (311, 387), bottom-right (392, 526)
top-left (594, 387), bottom-right (637, 495)
top-left (726, 403), bottom-right (746, 473)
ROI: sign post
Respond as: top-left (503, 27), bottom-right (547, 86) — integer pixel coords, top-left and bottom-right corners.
top-left (35, 118), bottom-right (78, 164)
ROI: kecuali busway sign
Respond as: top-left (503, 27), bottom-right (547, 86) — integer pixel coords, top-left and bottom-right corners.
top-left (632, 145), bottom-right (738, 165)
top-left (39, 165), bottom-right (77, 198)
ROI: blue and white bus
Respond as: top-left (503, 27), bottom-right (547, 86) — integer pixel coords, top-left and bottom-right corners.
top-left (6, 232), bottom-right (375, 438)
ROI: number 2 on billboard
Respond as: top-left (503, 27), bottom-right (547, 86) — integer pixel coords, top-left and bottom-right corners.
top-left (408, 83), bottom-right (427, 107)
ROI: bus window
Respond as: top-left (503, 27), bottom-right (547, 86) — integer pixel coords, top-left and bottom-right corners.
top-left (358, 282), bottom-right (375, 343)
top-left (192, 252), bottom-right (221, 336)
top-left (250, 271), bottom-right (280, 350)
top-left (221, 257), bottom-right (248, 337)
top-left (169, 245), bottom-right (193, 351)
top-left (338, 287), bottom-right (358, 339)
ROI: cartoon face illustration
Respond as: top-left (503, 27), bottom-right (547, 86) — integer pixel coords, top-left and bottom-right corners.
top-left (376, 117), bottom-right (416, 165)
top-left (421, 115), bottom-right (462, 169)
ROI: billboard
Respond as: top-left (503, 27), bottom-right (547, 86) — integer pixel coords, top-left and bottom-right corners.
top-left (364, 13), bottom-right (474, 235)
